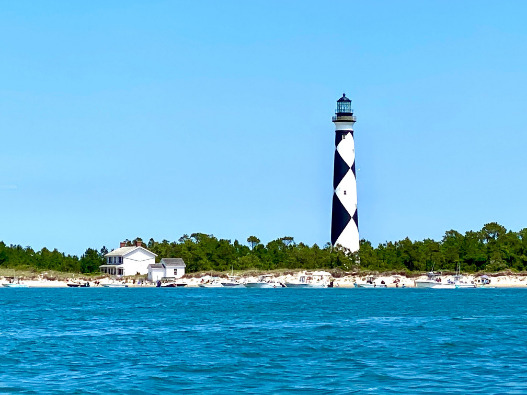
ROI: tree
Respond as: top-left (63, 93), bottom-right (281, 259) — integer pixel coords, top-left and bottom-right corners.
top-left (441, 230), bottom-right (463, 271)
top-left (247, 236), bottom-right (260, 251)
top-left (281, 236), bottom-right (294, 247)
top-left (80, 248), bottom-right (103, 273)
top-left (481, 222), bottom-right (507, 243)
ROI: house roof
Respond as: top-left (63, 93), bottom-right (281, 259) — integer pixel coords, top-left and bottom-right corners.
top-left (148, 264), bottom-right (164, 269)
top-left (160, 258), bottom-right (186, 267)
top-left (105, 246), bottom-right (157, 257)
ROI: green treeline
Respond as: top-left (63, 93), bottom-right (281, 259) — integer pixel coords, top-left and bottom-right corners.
top-left (1, 222), bottom-right (526, 274)
top-left (0, 244), bottom-right (106, 274)
top-left (146, 235), bottom-right (349, 272)
top-left (360, 222), bottom-right (527, 273)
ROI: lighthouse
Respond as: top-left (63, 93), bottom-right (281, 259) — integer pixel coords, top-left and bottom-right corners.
top-left (331, 93), bottom-right (359, 252)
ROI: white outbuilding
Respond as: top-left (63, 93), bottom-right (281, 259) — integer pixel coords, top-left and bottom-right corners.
top-left (147, 258), bottom-right (186, 282)
top-left (100, 240), bottom-right (157, 276)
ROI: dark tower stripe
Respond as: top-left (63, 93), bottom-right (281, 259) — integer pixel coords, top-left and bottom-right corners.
top-left (352, 209), bottom-right (359, 230)
top-left (351, 161), bottom-right (356, 177)
top-left (333, 150), bottom-right (350, 189)
top-left (331, 192), bottom-right (352, 246)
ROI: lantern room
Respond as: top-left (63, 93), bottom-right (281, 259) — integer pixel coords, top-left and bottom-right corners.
top-left (336, 93), bottom-right (352, 114)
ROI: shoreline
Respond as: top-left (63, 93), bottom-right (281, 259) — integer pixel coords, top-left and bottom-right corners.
top-left (1, 271), bottom-right (526, 288)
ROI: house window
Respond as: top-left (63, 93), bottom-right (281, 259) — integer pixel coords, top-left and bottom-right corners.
top-left (174, 269), bottom-right (177, 276)
top-left (108, 257), bottom-right (112, 264)
top-left (119, 257), bottom-right (122, 264)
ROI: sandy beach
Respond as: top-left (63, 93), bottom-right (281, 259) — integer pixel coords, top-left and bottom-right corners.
top-left (1, 271), bottom-right (526, 288)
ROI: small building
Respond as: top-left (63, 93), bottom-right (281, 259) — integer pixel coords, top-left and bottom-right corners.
top-left (147, 258), bottom-right (186, 282)
top-left (100, 240), bottom-right (157, 276)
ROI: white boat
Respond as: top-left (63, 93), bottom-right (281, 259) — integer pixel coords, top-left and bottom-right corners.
top-left (246, 283), bottom-right (272, 288)
top-left (431, 274), bottom-right (476, 289)
top-left (415, 271), bottom-right (443, 288)
top-left (355, 283), bottom-right (387, 288)
top-left (354, 276), bottom-right (387, 288)
top-left (198, 283), bottom-right (223, 288)
top-left (285, 282), bottom-right (310, 288)
top-left (285, 272), bottom-right (330, 288)
top-left (432, 263), bottom-right (476, 289)
top-left (221, 283), bottom-right (245, 288)
top-left (452, 263), bottom-right (476, 288)
top-left (476, 275), bottom-right (496, 288)
top-left (221, 275), bottom-right (245, 288)
top-left (305, 283), bottom-right (328, 288)
top-left (431, 282), bottom-right (475, 289)
top-left (454, 281), bottom-right (476, 289)
top-left (285, 282), bottom-right (327, 288)
top-left (3, 275), bottom-right (28, 288)
top-left (103, 283), bottom-right (128, 288)
top-left (246, 275), bottom-right (284, 288)
top-left (430, 283), bottom-right (455, 289)
top-left (198, 278), bottom-right (224, 288)
top-left (3, 283), bottom-right (28, 288)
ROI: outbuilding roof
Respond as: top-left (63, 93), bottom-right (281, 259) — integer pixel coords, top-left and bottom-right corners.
top-left (160, 258), bottom-right (186, 267)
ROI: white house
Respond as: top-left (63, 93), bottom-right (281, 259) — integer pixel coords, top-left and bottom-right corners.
top-left (147, 258), bottom-right (186, 282)
top-left (100, 240), bottom-right (157, 277)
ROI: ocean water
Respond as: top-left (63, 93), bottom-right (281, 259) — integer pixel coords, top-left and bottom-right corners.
top-left (0, 288), bottom-right (526, 394)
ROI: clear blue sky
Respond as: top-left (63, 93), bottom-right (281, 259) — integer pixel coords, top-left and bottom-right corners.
top-left (1, 0), bottom-right (527, 255)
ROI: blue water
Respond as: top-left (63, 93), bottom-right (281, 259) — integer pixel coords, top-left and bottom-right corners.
top-left (0, 288), bottom-right (526, 394)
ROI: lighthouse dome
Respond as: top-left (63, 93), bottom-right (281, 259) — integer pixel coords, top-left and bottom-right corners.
top-left (337, 93), bottom-right (351, 102)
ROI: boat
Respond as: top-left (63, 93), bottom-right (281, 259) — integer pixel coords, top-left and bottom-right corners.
top-left (2, 275), bottom-right (28, 288)
top-left (160, 282), bottom-right (187, 287)
top-left (431, 281), bottom-right (476, 289)
top-left (285, 272), bottom-right (331, 288)
top-left (453, 263), bottom-right (476, 288)
top-left (67, 282), bottom-right (90, 288)
top-left (198, 278), bottom-right (224, 288)
top-left (221, 282), bottom-right (246, 288)
top-left (3, 283), bottom-right (28, 288)
top-left (453, 279), bottom-right (476, 289)
top-left (355, 283), bottom-right (387, 288)
top-left (430, 282), bottom-right (455, 289)
top-left (245, 281), bottom-right (284, 288)
top-left (220, 275), bottom-right (245, 288)
top-left (286, 283), bottom-right (328, 288)
top-left (103, 283), bottom-right (128, 288)
top-left (415, 271), bottom-right (443, 288)
top-left (354, 276), bottom-right (387, 288)
top-left (246, 275), bottom-right (284, 288)
top-left (431, 263), bottom-right (476, 289)
top-left (198, 282), bottom-right (223, 288)
top-left (285, 275), bottom-right (310, 288)
top-left (285, 282), bottom-right (311, 288)
top-left (156, 279), bottom-right (187, 287)
top-left (476, 275), bottom-right (496, 288)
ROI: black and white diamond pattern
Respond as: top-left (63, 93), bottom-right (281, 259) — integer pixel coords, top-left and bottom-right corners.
top-left (331, 130), bottom-right (359, 252)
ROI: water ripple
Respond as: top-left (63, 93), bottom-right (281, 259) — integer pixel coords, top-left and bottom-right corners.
top-left (0, 288), bottom-right (526, 393)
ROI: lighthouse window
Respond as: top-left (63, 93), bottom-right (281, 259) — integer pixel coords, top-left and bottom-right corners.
top-left (344, 190), bottom-right (347, 195)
